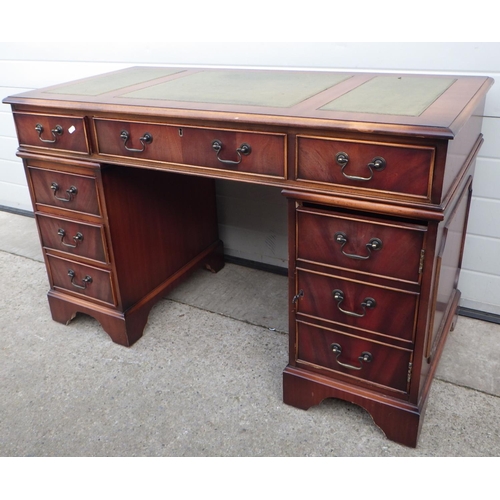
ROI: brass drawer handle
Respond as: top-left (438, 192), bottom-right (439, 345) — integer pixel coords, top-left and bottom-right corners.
top-left (57, 228), bottom-right (84, 248)
top-left (212, 140), bottom-right (251, 165)
top-left (330, 343), bottom-right (372, 371)
top-left (292, 289), bottom-right (304, 304)
top-left (335, 152), bottom-right (386, 181)
top-left (67, 269), bottom-right (92, 289)
top-left (35, 123), bottom-right (63, 143)
top-left (334, 232), bottom-right (383, 260)
top-left (332, 289), bottom-right (376, 318)
top-left (50, 182), bottom-right (78, 202)
top-left (120, 130), bottom-right (153, 152)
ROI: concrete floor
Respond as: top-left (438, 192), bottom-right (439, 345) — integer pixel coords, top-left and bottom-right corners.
top-left (0, 210), bottom-right (499, 456)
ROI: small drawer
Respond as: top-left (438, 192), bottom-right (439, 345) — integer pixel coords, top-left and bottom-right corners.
top-left (47, 254), bottom-right (115, 306)
top-left (37, 214), bottom-right (108, 263)
top-left (296, 206), bottom-right (426, 284)
top-left (296, 136), bottom-right (435, 200)
top-left (94, 118), bottom-right (286, 178)
top-left (13, 112), bottom-right (90, 154)
top-left (296, 321), bottom-right (412, 393)
top-left (28, 167), bottom-right (100, 216)
top-left (296, 268), bottom-right (418, 342)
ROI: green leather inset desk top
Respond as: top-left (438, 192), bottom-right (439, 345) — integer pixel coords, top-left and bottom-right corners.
top-left (45, 69), bottom-right (455, 116)
top-left (45, 67), bottom-right (184, 96)
top-left (9, 67), bottom-right (489, 139)
top-left (321, 75), bottom-right (457, 116)
top-left (121, 70), bottom-right (352, 108)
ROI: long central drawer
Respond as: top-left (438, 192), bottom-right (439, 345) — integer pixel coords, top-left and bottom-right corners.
top-left (93, 118), bottom-right (286, 179)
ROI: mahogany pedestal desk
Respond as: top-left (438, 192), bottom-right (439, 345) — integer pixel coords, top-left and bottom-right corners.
top-left (4, 67), bottom-right (493, 447)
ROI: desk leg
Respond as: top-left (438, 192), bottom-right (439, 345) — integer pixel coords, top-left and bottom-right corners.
top-left (283, 366), bottom-right (422, 448)
top-left (48, 290), bottom-right (149, 346)
top-left (203, 239), bottom-right (225, 273)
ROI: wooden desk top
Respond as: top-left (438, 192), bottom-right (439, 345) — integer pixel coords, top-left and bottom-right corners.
top-left (3, 67), bottom-right (493, 139)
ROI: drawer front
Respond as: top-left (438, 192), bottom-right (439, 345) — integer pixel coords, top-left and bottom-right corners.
top-left (37, 214), bottom-right (107, 263)
top-left (296, 136), bottom-right (434, 199)
top-left (14, 112), bottom-right (89, 154)
top-left (297, 207), bottom-right (426, 283)
top-left (296, 269), bottom-right (418, 342)
top-left (94, 118), bottom-right (286, 178)
top-left (28, 167), bottom-right (100, 216)
top-left (296, 321), bottom-right (412, 393)
top-left (47, 254), bottom-right (115, 306)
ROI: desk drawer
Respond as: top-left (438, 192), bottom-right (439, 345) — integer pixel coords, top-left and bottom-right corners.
top-left (37, 214), bottom-right (107, 263)
top-left (296, 136), bottom-right (434, 200)
top-left (296, 206), bottom-right (426, 284)
top-left (296, 321), bottom-right (412, 393)
top-left (13, 112), bottom-right (89, 154)
top-left (47, 254), bottom-right (115, 306)
top-left (94, 118), bottom-right (286, 178)
top-left (296, 268), bottom-right (418, 342)
top-left (28, 167), bottom-right (101, 216)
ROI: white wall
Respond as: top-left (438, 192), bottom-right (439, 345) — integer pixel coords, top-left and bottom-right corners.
top-left (1, 42), bottom-right (499, 314)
